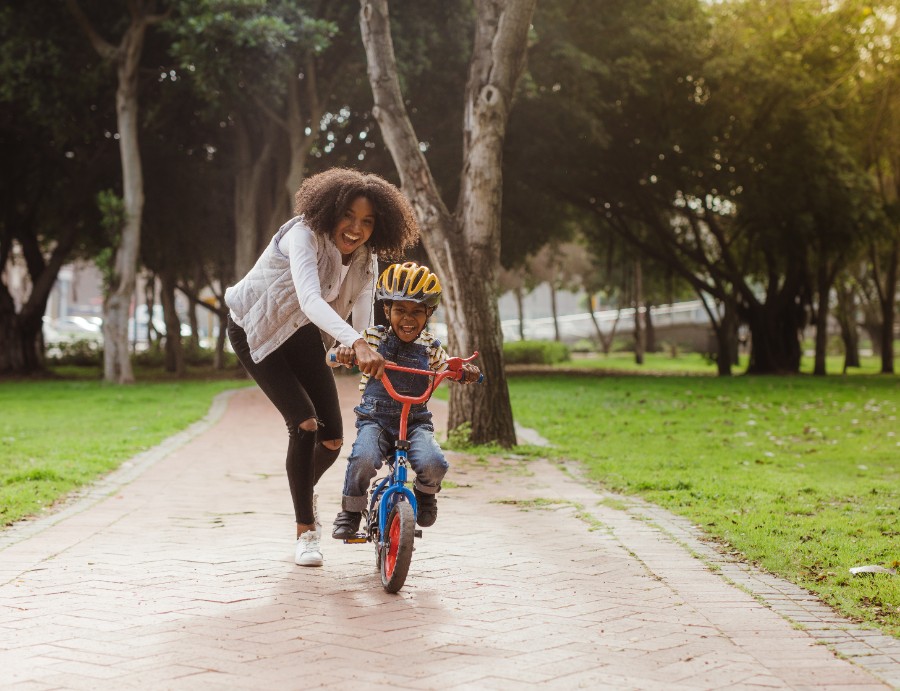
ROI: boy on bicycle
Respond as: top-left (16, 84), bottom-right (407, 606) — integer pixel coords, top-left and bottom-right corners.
top-left (327, 262), bottom-right (481, 539)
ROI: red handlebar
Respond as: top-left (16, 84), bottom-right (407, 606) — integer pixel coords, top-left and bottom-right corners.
top-left (379, 352), bottom-right (480, 406)
top-left (329, 350), bottom-right (481, 441)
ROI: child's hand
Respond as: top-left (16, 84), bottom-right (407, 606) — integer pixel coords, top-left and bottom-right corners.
top-left (461, 363), bottom-right (481, 384)
top-left (331, 345), bottom-right (356, 368)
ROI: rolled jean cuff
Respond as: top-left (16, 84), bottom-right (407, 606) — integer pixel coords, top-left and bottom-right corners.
top-left (413, 481), bottom-right (440, 495)
top-left (342, 494), bottom-right (368, 512)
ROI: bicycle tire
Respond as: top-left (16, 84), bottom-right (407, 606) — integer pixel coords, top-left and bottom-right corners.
top-left (380, 501), bottom-right (414, 593)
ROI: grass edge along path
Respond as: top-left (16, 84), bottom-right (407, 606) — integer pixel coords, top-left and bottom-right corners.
top-left (501, 373), bottom-right (900, 639)
top-left (0, 378), bottom-right (253, 528)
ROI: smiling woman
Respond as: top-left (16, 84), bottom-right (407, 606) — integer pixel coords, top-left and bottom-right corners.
top-left (331, 197), bottom-right (375, 256)
top-left (223, 167), bottom-right (420, 568)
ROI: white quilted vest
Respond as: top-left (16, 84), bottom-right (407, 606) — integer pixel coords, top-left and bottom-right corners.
top-left (225, 216), bottom-right (375, 363)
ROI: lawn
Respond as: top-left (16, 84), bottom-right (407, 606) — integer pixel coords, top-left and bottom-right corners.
top-left (561, 351), bottom-right (888, 376)
top-left (3, 358), bottom-right (897, 638)
top-left (0, 375), bottom-right (251, 526)
top-left (505, 371), bottom-right (900, 637)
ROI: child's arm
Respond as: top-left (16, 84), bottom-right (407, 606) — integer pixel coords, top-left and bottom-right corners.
top-left (428, 337), bottom-right (481, 384)
top-left (460, 363), bottom-right (481, 384)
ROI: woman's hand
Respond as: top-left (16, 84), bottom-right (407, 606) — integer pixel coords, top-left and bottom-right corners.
top-left (330, 346), bottom-right (355, 368)
top-left (352, 338), bottom-right (385, 379)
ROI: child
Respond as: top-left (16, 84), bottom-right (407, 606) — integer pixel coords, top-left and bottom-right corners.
top-left (327, 262), bottom-right (481, 539)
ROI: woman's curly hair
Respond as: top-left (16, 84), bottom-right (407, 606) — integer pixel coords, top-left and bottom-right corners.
top-left (294, 168), bottom-right (420, 259)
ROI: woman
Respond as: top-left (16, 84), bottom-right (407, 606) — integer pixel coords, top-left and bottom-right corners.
top-left (225, 168), bottom-right (419, 567)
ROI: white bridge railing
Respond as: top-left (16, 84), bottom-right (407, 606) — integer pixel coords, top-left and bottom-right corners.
top-left (433, 300), bottom-right (713, 344)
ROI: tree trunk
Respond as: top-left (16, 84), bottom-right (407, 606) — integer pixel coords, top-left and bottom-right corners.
top-left (215, 311), bottom-right (228, 370)
top-left (644, 302), bottom-right (656, 353)
top-left (715, 302), bottom-right (737, 377)
top-left (187, 303), bottom-right (200, 351)
top-left (0, 215), bottom-right (78, 375)
top-left (144, 278), bottom-right (159, 350)
top-left (813, 252), bottom-right (837, 377)
top-left (514, 285), bottom-right (525, 340)
top-left (67, 1), bottom-right (167, 383)
top-left (874, 238), bottom-right (897, 374)
top-left (0, 302), bottom-right (44, 374)
top-left (360, 0), bottom-right (535, 446)
top-left (695, 293), bottom-right (735, 377)
top-left (633, 258), bottom-right (644, 365)
top-left (549, 282), bottom-right (560, 342)
top-left (105, 49), bottom-right (145, 383)
top-left (587, 295), bottom-right (619, 355)
top-left (835, 280), bottom-right (860, 371)
top-left (233, 116), bottom-right (278, 279)
top-left (160, 270), bottom-right (185, 375)
top-left (744, 299), bottom-right (804, 374)
top-left (280, 71), bottom-right (321, 205)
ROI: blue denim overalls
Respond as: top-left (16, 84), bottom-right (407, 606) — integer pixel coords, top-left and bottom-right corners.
top-left (340, 328), bottom-right (449, 512)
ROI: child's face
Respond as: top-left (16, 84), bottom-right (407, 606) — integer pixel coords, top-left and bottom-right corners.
top-left (385, 300), bottom-right (430, 343)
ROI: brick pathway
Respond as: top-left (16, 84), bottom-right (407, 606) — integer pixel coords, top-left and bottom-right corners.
top-left (1, 377), bottom-right (898, 690)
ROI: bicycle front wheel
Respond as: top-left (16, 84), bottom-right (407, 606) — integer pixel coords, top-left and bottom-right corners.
top-left (380, 501), bottom-right (414, 593)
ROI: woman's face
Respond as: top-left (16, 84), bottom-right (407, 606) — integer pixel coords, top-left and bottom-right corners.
top-left (332, 196), bottom-right (375, 257)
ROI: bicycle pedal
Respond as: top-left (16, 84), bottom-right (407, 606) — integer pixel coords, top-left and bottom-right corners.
top-left (343, 533), bottom-right (368, 544)
top-left (414, 529), bottom-right (422, 538)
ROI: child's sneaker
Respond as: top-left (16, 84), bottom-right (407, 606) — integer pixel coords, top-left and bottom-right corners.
top-left (295, 530), bottom-right (323, 567)
top-left (332, 511), bottom-right (362, 539)
top-left (414, 489), bottom-right (437, 527)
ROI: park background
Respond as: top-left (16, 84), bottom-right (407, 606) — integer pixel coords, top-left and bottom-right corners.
top-left (1, 0), bottom-right (899, 641)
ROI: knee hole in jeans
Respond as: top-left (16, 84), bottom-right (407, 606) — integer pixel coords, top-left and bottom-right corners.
top-left (298, 417), bottom-right (318, 433)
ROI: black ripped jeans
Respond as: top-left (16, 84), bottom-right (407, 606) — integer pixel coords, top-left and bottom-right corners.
top-left (227, 316), bottom-right (343, 525)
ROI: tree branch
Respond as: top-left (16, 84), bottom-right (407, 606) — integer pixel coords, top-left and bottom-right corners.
top-left (358, 0), bottom-right (449, 230)
top-left (65, 0), bottom-right (118, 60)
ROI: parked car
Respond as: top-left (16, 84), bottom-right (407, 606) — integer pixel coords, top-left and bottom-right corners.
top-left (43, 315), bottom-right (103, 344)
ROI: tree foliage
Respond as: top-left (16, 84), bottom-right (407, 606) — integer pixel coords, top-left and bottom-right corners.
top-left (505, 0), bottom-right (896, 374)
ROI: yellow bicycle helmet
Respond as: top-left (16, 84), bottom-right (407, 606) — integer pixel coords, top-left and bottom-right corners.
top-left (376, 262), bottom-right (442, 308)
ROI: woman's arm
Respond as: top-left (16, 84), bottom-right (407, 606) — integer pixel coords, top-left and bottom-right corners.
top-left (287, 224), bottom-right (364, 348)
top-left (349, 262), bottom-right (375, 334)
top-left (287, 225), bottom-right (384, 378)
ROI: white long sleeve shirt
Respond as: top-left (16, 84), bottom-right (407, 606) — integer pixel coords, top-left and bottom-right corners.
top-left (225, 216), bottom-right (376, 363)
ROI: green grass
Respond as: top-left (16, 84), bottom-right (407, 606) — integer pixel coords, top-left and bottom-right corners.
top-left (506, 372), bottom-right (900, 636)
top-left (561, 351), bottom-right (888, 376)
top-left (0, 375), bottom-right (251, 526)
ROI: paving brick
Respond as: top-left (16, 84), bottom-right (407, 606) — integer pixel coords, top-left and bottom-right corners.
top-left (0, 382), bottom-right (897, 690)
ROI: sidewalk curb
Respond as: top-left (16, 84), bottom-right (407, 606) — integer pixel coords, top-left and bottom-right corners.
top-left (559, 459), bottom-right (900, 688)
top-left (0, 388), bottom-right (240, 554)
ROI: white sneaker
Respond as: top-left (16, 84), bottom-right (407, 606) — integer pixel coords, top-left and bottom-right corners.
top-left (295, 530), bottom-right (323, 567)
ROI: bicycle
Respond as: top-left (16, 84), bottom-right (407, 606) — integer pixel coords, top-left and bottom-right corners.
top-left (331, 351), bottom-right (482, 593)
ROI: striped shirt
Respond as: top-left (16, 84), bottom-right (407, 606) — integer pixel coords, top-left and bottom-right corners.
top-left (355, 326), bottom-right (449, 392)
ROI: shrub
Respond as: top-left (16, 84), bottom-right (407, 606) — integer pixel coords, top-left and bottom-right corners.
top-left (570, 338), bottom-right (596, 354)
top-left (47, 339), bottom-right (102, 367)
top-left (504, 340), bottom-right (571, 365)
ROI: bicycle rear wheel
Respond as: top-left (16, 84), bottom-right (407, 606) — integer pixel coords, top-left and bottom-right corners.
top-left (380, 501), bottom-right (414, 593)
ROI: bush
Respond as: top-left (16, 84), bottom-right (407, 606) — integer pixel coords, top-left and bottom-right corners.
top-left (133, 340), bottom-right (230, 368)
top-left (47, 338), bottom-right (102, 367)
top-left (504, 340), bottom-right (571, 365)
top-left (570, 338), bottom-right (596, 354)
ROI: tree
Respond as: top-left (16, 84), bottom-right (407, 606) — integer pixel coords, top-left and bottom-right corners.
top-left (360, 0), bottom-right (535, 445)
top-left (855, 2), bottom-right (899, 374)
top-left (0, 1), bottom-right (117, 375)
top-left (165, 1), bottom-right (365, 278)
top-left (503, 0), bottom-right (891, 376)
top-left (66, 0), bottom-right (171, 383)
